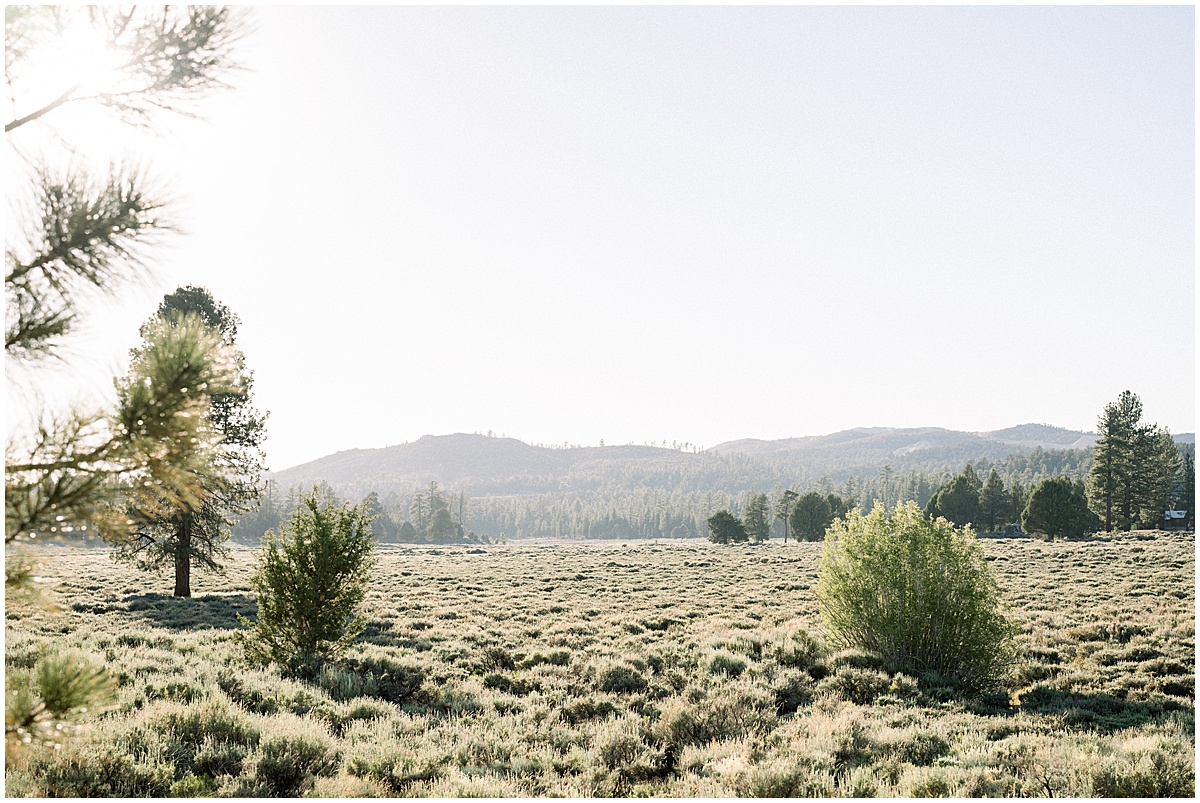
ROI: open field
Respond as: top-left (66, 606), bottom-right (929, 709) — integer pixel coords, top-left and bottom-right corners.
top-left (5, 530), bottom-right (1195, 797)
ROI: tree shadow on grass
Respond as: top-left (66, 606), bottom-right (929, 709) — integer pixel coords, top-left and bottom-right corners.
top-left (109, 592), bottom-right (258, 631)
top-left (982, 686), bottom-right (1193, 733)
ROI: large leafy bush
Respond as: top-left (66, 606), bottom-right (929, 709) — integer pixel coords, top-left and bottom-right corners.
top-left (816, 502), bottom-right (1015, 693)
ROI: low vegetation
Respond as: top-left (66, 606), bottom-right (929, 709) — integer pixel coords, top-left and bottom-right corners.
top-left (5, 529), bottom-right (1193, 797)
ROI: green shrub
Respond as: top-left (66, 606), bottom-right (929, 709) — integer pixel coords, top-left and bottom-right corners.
top-left (886, 731), bottom-right (950, 766)
top-left (770, 668), bottom-right (815, 715)
top-left (888, 673), bottom-right (920, 698)
top-left (706, 650), bottom-right (748, 678)
top-left (817, 666), bottom-right (892, 705)
top-left (33, 747), bottom-right (174, 797)
top-left (238, 493), bottom-right (377, 668)
top-left (346, 748), bottom-right (444, 793)
top-left (595, 720), bottom-right (645, 770)
top-left (767, 628), bottom-right (824, 669)
top-left (251, 727), bottom-right (341, 795)
top-left (817, 502), bottom-right (1016, 693)
top-left (1090, 745), bottom-right (1195, 797)
top-left (482, 672), bottom-right (539, 696)
top-left (561, 697), bottom-right (619, 724)
top-left (659, 684), bottom-right (776, 747)
top-left (828, 647), bottom-right (886, 671)
top-left (316, 655), bottom-right (425, 704)
top-left (903, 767), bottom-right (955, 797)
top-left (482, 646), bottom-right (516, 670)
top-left (747, 762), bottom-right (835, 797)
top-left (116, 698), bottom-right (259, 782)
top-left (169, 773), bottom-right (218, 797)
top-left (216, 668), bottom-right (318, 716)
top-left (832, 718), bottom-right (873, 768)
top-left (519, 649), bottom-right (571, 668)
top-left (597, 663), bottom-right (648, 694)
top-left (153, 698), bottom-right (260, 752)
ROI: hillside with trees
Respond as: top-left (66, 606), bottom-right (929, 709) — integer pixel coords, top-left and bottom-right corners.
top-left (238, 425), bottom-right (1192, 544)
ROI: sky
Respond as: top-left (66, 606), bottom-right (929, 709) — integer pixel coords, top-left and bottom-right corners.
top-left (6, 5), bottom-right (1195, 471)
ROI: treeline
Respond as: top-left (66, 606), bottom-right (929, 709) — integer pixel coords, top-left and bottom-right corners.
top-left (704, 392), bottom-right (1195, 544)
top-left (234, 481), bottom-right (499, 545)
top-left (232, 446), bottom-right (1107, 544)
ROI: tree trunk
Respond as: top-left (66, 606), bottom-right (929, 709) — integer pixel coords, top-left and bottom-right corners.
top-left (174, 517), bottom-right (192, 597)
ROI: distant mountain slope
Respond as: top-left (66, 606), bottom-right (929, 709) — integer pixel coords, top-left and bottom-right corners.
top-left (271, 423), bottom-right (1180, 500)
top-left (705, 425), bottom-right (1112, 473)
top-left (274, 434), bottom-right (569, 489)
top-left (710, 427), bottom-right (988, 458)
top-left (976, 423), bottom-right (1099, 450)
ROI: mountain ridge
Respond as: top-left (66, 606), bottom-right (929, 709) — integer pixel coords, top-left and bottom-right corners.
top-left (267, 423), bottom-right (1196, 499)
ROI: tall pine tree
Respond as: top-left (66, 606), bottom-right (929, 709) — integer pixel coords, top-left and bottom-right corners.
top-left (978, 469), bottom-right (1010, 532)
top-left (1086, 390), bottom-right (1179, 531)
top-left (115, 287), bottom-right (267, 596)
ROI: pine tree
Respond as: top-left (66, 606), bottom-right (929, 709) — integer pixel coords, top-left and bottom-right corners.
top-left (1086, 391), bottom-right (1179, 531)
top-left (790, 491), bottom-right (833, 541)
top-left (978, 470), bottom-right (1009, 532)
top-left (1173, 451), bottom-right (1195, 513)
top-left (744, 493), bottom-right (772, 542)
top-left (5, 5), bottom-right (251, 756)
top-left (926, 466), bottom-right (983, 528)
top-left (1022, 477), bottom-right (1100, 540)
top-left (238, 493), bottom-right (376, 668)
top-left (114, 287), bottom-right (267, 596)
top-left (707, 510), bottom-right (747, 544)
top-left (775, 489), bottom-right (798, 543)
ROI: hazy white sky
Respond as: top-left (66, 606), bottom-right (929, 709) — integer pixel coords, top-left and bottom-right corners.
top-left (8, 5), bottom-right (1195, 471)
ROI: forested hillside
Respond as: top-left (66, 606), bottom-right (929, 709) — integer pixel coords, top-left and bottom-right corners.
top-left (230, 426), bottom-right (1199, 544)
top-left (270, 425), bottom-right (1107, 497)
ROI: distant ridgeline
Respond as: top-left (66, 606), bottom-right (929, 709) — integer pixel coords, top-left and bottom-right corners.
top-left (233, 427), bottom-right (1194, 544)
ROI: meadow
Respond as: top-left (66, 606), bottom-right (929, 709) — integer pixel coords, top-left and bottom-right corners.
top-left (5, 530), bottom-right (1195, 797)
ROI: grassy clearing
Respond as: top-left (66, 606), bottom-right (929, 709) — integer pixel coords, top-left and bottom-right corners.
top-left (5, 530), bottom-right (1194, 797)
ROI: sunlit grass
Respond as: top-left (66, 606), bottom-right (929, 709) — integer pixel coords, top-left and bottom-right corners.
top-left (5, 530), bottom-right (1194, 796)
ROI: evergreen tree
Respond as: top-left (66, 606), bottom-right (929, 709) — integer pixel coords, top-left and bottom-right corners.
top-left (1172, 451), bottom-right (1195, 513)
top-left (4, 4), bottom-right (250, 756)
top-left (238, 492), bottom-right (376, 668)
top-left (978, 469), bottom-right (1009, 532)
top-left (397, 521), bottom-right (419, 543)
top-left (114, 288), bottom-right (266, 597)
top-left (1087, 397), bottom-right (1127, 532)
top-left (826, 493), bottom-right (851, 522)
top-left (962, 463), bottom-right (983, 495)
top-left (707, 510), bottom-right (747, 544)
top-left (1007, 480), bottom-right (1029, 528)
top-left (1022, 477), bottom-right (1100, 540)
top-left (790, 491), bottom-right (833, 541)
top-left (362, 492), bottom-right (394, 542)
top-left (1086, 391), bottom-right (1179, 531)
top-left (428, 506), bottom-right (461, 543)
top-left (926, 467), bottom-right (983, 527)
top-left (744, 493), bottom-right (772, 542)
top-left (1130, 428), bottom-right (1180, 527)
top-left (775, 489), bottom-right (798, 543)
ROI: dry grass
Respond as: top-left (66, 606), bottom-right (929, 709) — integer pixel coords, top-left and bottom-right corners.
top-left (5, 530), bottom-right (1194, 797)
